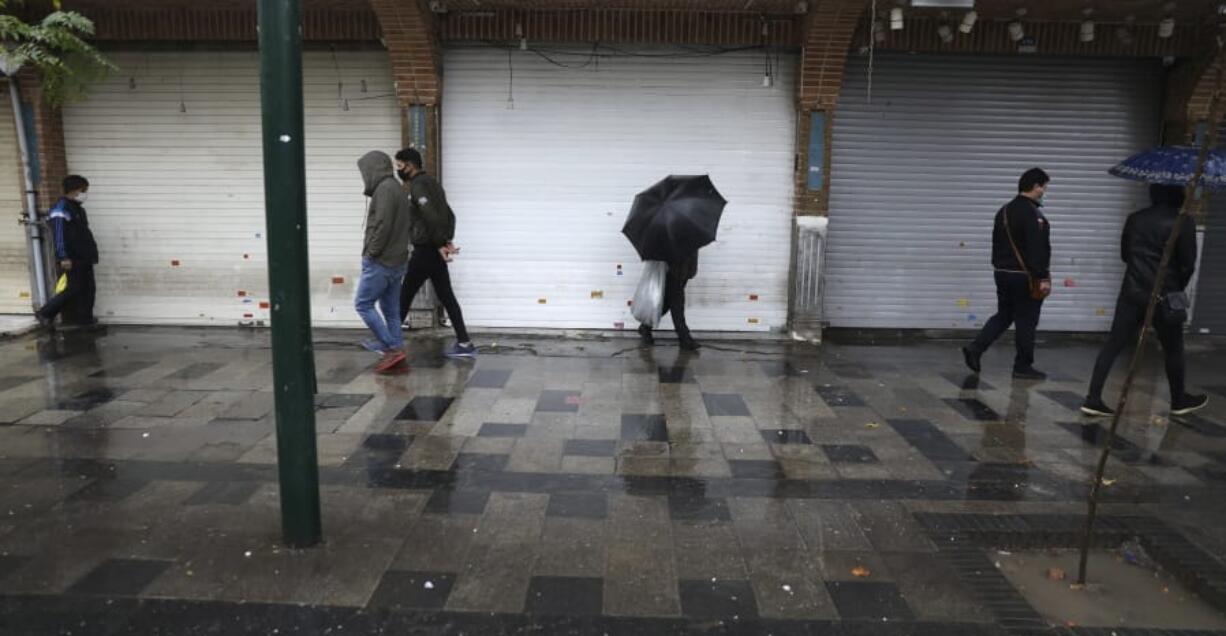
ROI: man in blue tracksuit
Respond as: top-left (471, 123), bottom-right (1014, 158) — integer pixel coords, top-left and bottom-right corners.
top-left (36, 175), bottom-right (99, 328)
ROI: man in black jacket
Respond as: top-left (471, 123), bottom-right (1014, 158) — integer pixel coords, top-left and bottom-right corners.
top-left (962, 168), bottom-right (1052, 380)
top-left (394, 148), bottom-right (475, 359)
top-left (36, 175), bottom-right (99, 329)
top-left (1081, 184), bottom-right (1207, 417)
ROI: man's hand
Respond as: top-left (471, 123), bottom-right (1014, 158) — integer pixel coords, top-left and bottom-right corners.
top-left (1039, 279), bottom-right (1052, 294)
top-left (60, 259), bottom-right (73, 271)
top-left (439, 243), bottom-right (460, 262)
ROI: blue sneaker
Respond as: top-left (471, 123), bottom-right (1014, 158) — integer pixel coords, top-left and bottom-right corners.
top-left (360, 339), bottom-right (385, 355)
top-left (445, 342), bottom-right (478, 358)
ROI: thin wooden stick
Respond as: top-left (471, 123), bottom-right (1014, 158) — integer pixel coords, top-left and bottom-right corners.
top-left (1076, 53), bottom-right (1224, 586)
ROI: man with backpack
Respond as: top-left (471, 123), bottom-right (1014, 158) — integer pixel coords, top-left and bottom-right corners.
top-left (394, 148), bottom-right (476, 359)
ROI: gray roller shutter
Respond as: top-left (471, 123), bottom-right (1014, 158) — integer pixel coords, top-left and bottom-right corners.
top-left (1192, 191), bottom-right (1226, 335)
top-left (827, 53), bottom-right (1161, 331)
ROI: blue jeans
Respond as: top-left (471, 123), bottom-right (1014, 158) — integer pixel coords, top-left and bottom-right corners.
top-left (355, 257), bottom-right (407, 351)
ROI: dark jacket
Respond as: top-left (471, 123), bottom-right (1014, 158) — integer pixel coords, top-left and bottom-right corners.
top-left (1119, 203), bottom-right (1197, 305)
top-left (358, 151), bottom-right (413, 268)
top-left (406, 172), bottom-right (456, 248)
top-left (991, 195), bottom-right (1051, 280)
top-left (48, 197), bottom-right (99, 265)
top-left (668, 252), bottom-right (699, 282)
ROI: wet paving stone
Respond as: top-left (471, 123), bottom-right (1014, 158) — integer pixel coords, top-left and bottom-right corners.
top-left (424, 489), bottom-right (491, 515)
top-left (678, 579), bottom-right (759, 619)
top-left (728, 460), bottom-right (786, 480)
top-left (814, 385), bottom-right (866, 408)
top-left (620, 414), bottom-right (669, 442)
top-left (546, 493), bottom-right (608, 519)
top-left (888, 419), bottom-right (975, 462)
top-left (760, 429), bottom-right (813, 445)
top-left (943, 398), bottom-right (1002, 422)
top-left (467, 369), bottom-right (512, 389)
top-left (825, 581), bottom-right (915, 621)
top-left (164, 362), bottom-right (225, 381)
top-left (526, 576), bottom-right (604, 616)
top-left (183, 481), bottom-right (260, 506)
top-left (66, 559), bottom-right (172, 596)
top-left (564, 439), bottom-right (618, 457)
top-left (1038, 390), bottom-right (1085, 411)
top-left (702, 393), bottom-right (751, 417)
top-left (822, 445), bottom-right (879, 464)
top-left (395, 397), bottom-right (455, 422)
top-left (942, 372), bottom-right (993, 391)
top-left (1, 327), bottom-right (1224, 633)
top-left (657, 366), bottom-right (695, 384)
top-left (478, 423), bottom-right (528, 438)
top-left (367, 571), bottom-right (456, 610)
top-left (536, 390), bottom-right (582, 413)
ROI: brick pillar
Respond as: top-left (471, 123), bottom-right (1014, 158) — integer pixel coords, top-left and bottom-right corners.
top-left (15, 72), bottom-right (67, 213)
top-left (1182, 48), bottom-right (1226, 143)
top-left (368, 0), bottom-right (442, 174)
top-left (794, 0), bottom-right (867, 217)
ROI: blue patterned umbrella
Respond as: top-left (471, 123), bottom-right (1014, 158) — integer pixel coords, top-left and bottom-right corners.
top-left (1109, 145), bottom-right (1226, 189)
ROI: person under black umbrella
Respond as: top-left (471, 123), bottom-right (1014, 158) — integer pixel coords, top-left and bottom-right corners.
top-left (638, 251), bottom-right (700, 351)
top-left (623, 175), bottom-right (726, 352)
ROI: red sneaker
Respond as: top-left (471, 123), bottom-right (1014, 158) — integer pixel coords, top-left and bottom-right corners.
top-left (374, 350), bottom-right (407, 373)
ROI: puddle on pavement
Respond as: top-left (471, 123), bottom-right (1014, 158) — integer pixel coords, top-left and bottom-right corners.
top-left (996, 549), bottom-right (1226, 630)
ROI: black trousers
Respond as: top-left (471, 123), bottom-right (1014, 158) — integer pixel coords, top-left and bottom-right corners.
top-left (1087, 295), bottom-right (1186, 402)
top-left (38, 264), bottom-right (96, 324)
top-left (398, 245), bottom-right (469, 343)
top-left (660, 272), bottom-right (692, 342)
top-left (969, 271), bottom-right (1044, 370)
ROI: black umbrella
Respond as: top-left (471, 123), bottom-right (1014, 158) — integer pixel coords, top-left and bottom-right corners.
top-left (622, 175), bottom-right (726, 263)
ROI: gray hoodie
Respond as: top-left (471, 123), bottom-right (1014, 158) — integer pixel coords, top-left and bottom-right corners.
top-left (358, 150), bottom-right (413, 268)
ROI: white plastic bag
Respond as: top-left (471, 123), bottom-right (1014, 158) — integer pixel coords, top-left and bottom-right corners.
top-left (631, 260), bottom-right (667, 328)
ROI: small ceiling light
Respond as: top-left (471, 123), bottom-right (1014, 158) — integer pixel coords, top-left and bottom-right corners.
top-left (890, 7), bottom-right (904, 31)
top-left (1158, 17), bottom-right (1175, 39)
top-left (959, 10), bottom-right (977, 34)
top-left (1080, 20), bottom-right (1095, 43)
top-left (1008, 21), bottom-right (1025, 42)
top-left (938, 24), bottom-right (954, 43)
top-left (762, 73), bottom-right (773, 88)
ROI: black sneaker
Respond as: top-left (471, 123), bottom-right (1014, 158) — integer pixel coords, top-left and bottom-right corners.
top-left (679, 338), bottom-right (701, 351)
top-left (33, 312), bottom-right (54, 331)
top-left (1171, 394), bottom-right (1209, 416)
top-left (961, 347), bottom-right (981, 374)
top-left (637, 324), bottom-right (654, 344)
top-left (1080, 398), bottom-right (1115, 417)
top-left (1012, 367), bottom-right (1047, 381)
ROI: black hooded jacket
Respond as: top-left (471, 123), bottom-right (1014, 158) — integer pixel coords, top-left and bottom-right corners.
top-left (1119, 203), bottom-right (1197, 305)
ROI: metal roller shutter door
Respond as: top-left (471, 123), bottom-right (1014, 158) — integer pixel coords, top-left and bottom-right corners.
top-left (0, 81), bottom-right (30, 313)
top-left (827, 53), bottom-right (1161, 331)
top-left (440, 46), bottom-right (796, 332)
top-left (62, 50), bottom-right (400, 326)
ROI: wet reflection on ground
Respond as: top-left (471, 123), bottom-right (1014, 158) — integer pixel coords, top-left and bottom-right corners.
top-left (0, 326), bottom-right (1224, 633)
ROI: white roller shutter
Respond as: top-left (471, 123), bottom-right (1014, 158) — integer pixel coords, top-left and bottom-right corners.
top-left (827, 53), bottom-right (1160, 331)
top-left (441, 46), bottom-right (796, 332)
top-left (62, 50), bottom-right (400, 326)
top-left (0, 81), bottom-right (30, 313)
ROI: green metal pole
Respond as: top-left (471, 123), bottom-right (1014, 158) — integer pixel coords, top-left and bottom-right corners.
top-left (257, 0), bottom-right (322, 548)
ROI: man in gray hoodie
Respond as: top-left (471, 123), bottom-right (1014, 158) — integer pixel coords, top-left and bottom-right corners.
top-left (356, 151), bottom-right (414, 373)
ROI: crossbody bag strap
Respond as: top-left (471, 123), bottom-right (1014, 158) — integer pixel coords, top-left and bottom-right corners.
top-left (1001, 205), bottom-right (1032, 279)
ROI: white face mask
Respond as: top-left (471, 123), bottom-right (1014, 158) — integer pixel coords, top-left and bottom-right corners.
top-left (75, 192), bottom-right (89, 203)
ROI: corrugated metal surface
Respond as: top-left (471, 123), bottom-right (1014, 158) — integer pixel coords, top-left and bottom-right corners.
top-left (827, 53), bottom-right (1161, 331)
top-left (440, 46), bottom-right (796, 331)
top-left (0, 82), bottom-right (30, 314)
top-left (62, 51), bottom-right (400, 325)
top-left (1192, 194), bottom-right (1226, 334)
